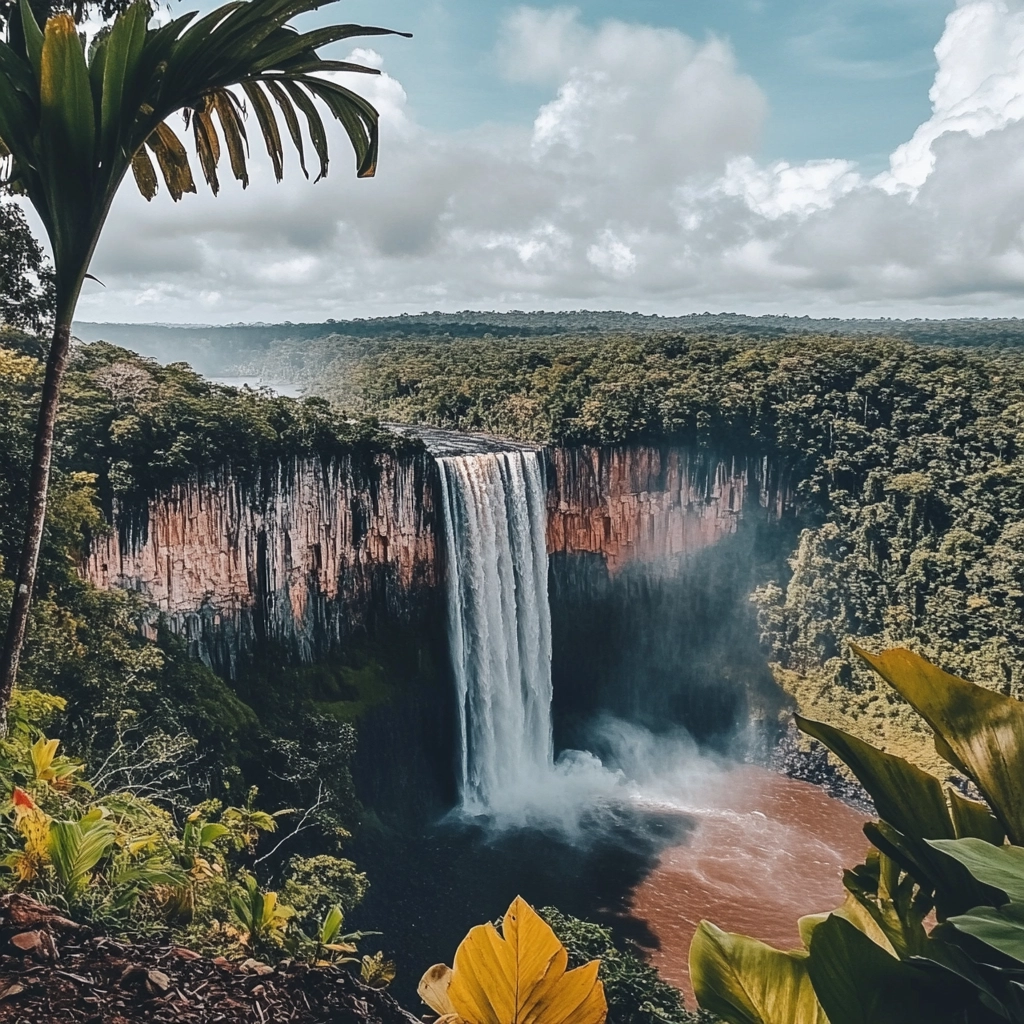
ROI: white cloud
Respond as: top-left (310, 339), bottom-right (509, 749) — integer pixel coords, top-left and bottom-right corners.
top-left (76, 3), bottom-right (1024, 323)
top-left (882, 0), bottom-right (1024, 191)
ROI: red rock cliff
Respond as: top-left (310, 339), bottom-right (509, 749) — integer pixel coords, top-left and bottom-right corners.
top-left (546, 446), bottom-right (790, 571)
top-left (83, 444), bottom-right (789, 669)
top-left (84, 454), bottom-right (439, 671)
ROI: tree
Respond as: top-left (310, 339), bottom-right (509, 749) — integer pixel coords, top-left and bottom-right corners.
top-left (0, 0), bottom-right (409, 731)
top-left (0, 200), bottom-right (54, 333)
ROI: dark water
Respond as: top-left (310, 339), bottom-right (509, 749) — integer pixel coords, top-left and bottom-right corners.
top-left (349, 805), bottom-right (691, 1009)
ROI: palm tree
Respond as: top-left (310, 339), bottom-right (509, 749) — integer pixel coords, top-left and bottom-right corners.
top-left (0, 0), bottom-right (409, 730)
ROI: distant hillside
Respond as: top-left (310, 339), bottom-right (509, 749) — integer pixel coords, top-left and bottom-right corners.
top-left (73, 311), bottom-right (1024, 377)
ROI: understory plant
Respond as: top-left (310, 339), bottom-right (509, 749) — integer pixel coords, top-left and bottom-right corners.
top-left (690, 645), bottom-right (1024, 1024)
top-left (0, 690), bottom-right (390, 981)
top-left (419, 896), bottom-right (608, 1024)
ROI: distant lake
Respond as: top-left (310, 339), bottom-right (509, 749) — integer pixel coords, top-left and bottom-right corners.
top-left (207, 376), bottom-right (304, 399)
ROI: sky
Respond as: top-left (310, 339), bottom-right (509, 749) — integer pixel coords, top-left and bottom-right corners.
top-left (63, 0), bottom-right (1024, 322)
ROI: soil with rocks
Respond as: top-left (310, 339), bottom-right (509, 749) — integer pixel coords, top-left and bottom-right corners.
top-left (0, 894), bottom-right (423, 1024)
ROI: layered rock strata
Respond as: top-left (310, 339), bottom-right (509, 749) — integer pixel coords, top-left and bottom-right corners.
top-left (546, 446), bottom-right (790, 571)
top-left (84, 454), bottom-right (439, 673)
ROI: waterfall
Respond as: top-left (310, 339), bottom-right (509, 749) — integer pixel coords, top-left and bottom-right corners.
top-left (437, 450), bottom-right (554, 813)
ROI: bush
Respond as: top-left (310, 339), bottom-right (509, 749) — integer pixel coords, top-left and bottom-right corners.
top-left (539, 906), bottom-right (716, 1024)
top-left (282, 853), bottom-right (369, 928)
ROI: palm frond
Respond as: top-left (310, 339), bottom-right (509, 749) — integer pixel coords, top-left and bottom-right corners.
top-left (0, 0), bottom-right (410, 307)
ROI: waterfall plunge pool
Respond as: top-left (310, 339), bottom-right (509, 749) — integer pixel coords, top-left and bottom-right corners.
top-left (351, 443), bottom-right (870, 1012)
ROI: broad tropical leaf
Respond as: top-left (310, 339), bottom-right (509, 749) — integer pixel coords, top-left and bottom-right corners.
top-left (689, 921), bottom-right (827, 1024)
top-left (806, 916), bottom-right (968, 1024)
top-left (419, 896), bottom-right (607, 1024)
top-left (945, 903), bottom-right (1024, 964)
top-left (796, 715), bottom-right (954, 841)
top-left (928, 838), bottom-right (1024, 905)
top-left (852, 645), bottom-right (1024, 844)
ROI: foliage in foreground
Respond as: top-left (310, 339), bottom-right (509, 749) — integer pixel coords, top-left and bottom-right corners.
top-left (0, 336), bottom-right (415, 857)
top-left (690, 646), bottom-right (1024, 1023)
top-left (0, 689), bottom-right (394, 984)
top-left (418, 896), bottom-right (607, 1024)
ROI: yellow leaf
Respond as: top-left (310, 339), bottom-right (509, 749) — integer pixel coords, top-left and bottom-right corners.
top-left (430, 896), bottom-right (606, 1024)
top-left (690, 921), bottom-right (828, 1024)
top-left (419, 964), bottom-right (458, 1017)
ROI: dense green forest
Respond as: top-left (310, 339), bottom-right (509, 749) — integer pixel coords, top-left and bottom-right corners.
top-left (74, 311), bottom-right (1024, 378)
top-left (0, 326), bottom-right (424, 946)
top-left (312, 331), bottom-right (1024, 774)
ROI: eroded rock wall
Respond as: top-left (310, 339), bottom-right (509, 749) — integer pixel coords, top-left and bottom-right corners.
top-left (546, 446), bottom-right (791, 571)
top-left (83, 443), bottom-right (792, 676)
top-left (84, 454), bottom-right (440, 673)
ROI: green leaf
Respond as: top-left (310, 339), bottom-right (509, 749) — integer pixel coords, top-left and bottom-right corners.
top-left (265, 79), bottom-right (306, 177)
top-left (282, 80), bottom-right (327, 180)
top-left (689, 921), bottom-right (827, 1024)
top-left (797, 715), bottom-right (954, 841)
top-left (865, 822), bottom-right (994, 919)
top-left (199, 822), bottom-right (230, 845)
top-left (99, 3), bottom-right (149, 160)
top-left (17, 0), bottom-right (43, 77)
top-left (48, 820), bottom-right (116, 900)
top-left (927, 838), bottom-right (1024, 905)
top-left (241, 81), bottom-right (283, 181)
top-left (852, 645), bottom-right (1024, 845)
top-left (946, 903), bottom-right (1024, 964)
top-left (807, 916), bottom-right (968, 1024)
top-left (320, 905), bottom-right (344, 945)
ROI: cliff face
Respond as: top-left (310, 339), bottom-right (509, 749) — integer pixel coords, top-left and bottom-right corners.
top-left (546, 446), bottom-right (791, 572)
top-left (83, 443), bottom-right (791, 675)
top-left (84, 454), bottom-right (439, 673)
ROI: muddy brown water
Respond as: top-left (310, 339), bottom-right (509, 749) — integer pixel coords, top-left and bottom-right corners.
top-left (629, 766), bottom-right (870, 1002)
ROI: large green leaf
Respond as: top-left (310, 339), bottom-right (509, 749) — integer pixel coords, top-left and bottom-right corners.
top-left (852, 645), bottom-right (1024, 844)
top-left (689, 922), bottom-right (827, 1024)
top-left (928, 838), bottom-right (1024, 905)
top-left (807, 915), bottom-right (969, 1024)
top-left (98, 2), bottom-right (148, 160)
top-left (797, 715), bottom-right (954, 840)
top-left (865, 821), bottom-right (994, 919)
top-left (946, 903), bottom-right (1024, 964)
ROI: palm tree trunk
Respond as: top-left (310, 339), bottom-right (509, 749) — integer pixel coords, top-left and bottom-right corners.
top-left (0, 317), bottom-right (73, 733)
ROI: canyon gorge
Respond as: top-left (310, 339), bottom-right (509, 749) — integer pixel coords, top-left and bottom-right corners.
top-left (81, 433), bottom-right (866, 1001)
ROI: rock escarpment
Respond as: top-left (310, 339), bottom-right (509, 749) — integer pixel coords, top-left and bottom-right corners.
top-left (83, 442), bottom-right (792, 675)
top-left (546, 445), bottom-right (791, 570)
top-left (84, 453), bottom-right (439, 674)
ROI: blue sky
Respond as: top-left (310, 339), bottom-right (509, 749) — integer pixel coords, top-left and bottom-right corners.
top-left (319, 1), bottom-right (950, 170)
top-left (77, 1), bottom-right (1024, 321)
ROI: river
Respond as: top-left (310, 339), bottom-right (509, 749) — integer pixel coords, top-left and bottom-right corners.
top-left (629, 765), bottom-right (869, 1001)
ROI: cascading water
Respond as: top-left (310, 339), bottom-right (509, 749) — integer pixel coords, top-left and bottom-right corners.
top-left (437, 450), bottom-right (555, 814)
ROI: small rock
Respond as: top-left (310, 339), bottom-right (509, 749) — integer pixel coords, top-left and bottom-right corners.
top-left (240, 957), bottom-right (274, 976)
